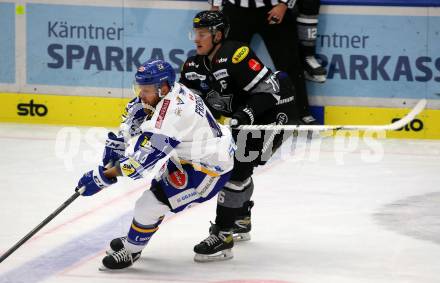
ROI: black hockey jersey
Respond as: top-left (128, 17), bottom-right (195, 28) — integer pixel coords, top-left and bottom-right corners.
top-left (179, 40), bottom-right (279, 119)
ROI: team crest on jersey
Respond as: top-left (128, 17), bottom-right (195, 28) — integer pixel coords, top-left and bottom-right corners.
top-left (206, 90), bottom-right (233, 113)
top-left (232, 46), bottom-right (249, 64)
top-left (248, 59), bottom-right (262, 71)
top-left (167, 170), bottom-right (188, 189)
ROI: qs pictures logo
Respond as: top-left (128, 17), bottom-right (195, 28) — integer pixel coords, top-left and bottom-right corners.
top-left (17, 100), bottom-right (48, 117)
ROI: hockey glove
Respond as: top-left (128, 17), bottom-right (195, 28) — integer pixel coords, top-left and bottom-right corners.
top-left (76, 166), bottom-right (117, 196)
top-left (102, 132), bottom-right (126, 166)
top-left (230, 107), bottom-right (255, 128)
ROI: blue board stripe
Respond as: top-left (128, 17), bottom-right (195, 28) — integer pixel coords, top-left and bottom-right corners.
top-left (0, 212), bottom-right (133, 283)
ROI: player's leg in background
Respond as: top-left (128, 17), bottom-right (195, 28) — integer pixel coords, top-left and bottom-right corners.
top-left (193, 162), bottom-right (254, 262)
top-left (215, 162), bottom-right (255, 241)
top-left (296, 0), bottom-right (327, 83)
top-left (260, 12), bottom-right (318, 125)
top-left (217, 128), bottom-right (262, 242)
top-left (193, 129), bottom-right (264, 262)
top-left (160, 163), bottom-right (234, 263)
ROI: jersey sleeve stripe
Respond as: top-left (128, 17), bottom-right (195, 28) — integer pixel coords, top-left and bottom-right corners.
top-left (297, 17), bottom-right (319, 24)
top-left (130, 223), bottom-right (159, 233)
top-left (243, 66), bottom-right (269, 91)
top-left (180, 160), bottom-right (220, 177)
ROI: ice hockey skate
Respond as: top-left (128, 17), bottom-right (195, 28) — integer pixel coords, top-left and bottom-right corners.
top-left (231, 200), bottom-right (254, 242)
top-left (232, 216), bottom-right (252, 241)
top-left (303, 56), bottom-right (327, 83)
top-left (105, 236), bottom-right (127, 255)
top-left (209, 216), bottom-right (251, 242)
top-left (194, 224), bottom-right (234, 262)
top-left (99, 246), bottom-right (141, 271)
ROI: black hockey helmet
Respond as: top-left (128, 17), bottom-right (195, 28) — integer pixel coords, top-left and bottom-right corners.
top-left (193, 10), bottom-right (230, 40)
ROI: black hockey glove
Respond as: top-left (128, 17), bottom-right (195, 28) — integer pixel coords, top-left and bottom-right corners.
top-left (230, 107), bottom-right (255, 128)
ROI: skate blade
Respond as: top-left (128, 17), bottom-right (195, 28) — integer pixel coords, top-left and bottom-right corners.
top-left (99, 265), bottom-right (113, 271)
top-left (194, 249), bottom-right (233, 262)
top-left (99, 264), bottom-right (132, 272)
top-left (233, 232), bottom-right (251, 242)
top-left (304, 72), bottom-right (326, 83)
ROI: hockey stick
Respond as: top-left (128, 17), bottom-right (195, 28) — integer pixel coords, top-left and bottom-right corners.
top-left (236, 99), bottom-right (427, 131)
top-left (0, 187), bottom-right (85, 263)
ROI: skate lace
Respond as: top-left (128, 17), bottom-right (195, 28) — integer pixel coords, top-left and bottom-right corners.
top-left (112, 248), bottom-right (131, 263)
top-left (120, 236), bottom-right (128, 245)
top-left (305, 56), bottom-right (321, 69)
top-left (203, 234), bottom-right (222, 246)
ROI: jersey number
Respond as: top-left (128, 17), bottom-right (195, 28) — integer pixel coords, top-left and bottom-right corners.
top-left (218, 191), bottom-right (225, 203)
top-left (308, 28), bottom-right (317, 40)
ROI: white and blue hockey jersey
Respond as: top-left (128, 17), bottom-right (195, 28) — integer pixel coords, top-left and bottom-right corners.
top-left (117, 82), bottom-right (235, 182)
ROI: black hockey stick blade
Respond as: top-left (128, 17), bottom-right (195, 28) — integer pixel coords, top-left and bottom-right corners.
top-left (0, 187), bottom-right (85, 263)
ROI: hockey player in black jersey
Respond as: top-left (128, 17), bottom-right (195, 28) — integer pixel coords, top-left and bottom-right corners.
top-left (180, 10), bottom-right (298, 262)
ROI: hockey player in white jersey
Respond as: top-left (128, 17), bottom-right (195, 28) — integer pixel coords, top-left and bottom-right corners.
top-left (75, 59), bottom-right (235, 270)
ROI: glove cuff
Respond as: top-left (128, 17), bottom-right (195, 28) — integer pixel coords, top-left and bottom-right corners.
top-left (242, 107), bottom-right (255, 125)
top-left (106, 132), bottom-right (126, 150)
top-left (230, 107), bottom-right (255, 127)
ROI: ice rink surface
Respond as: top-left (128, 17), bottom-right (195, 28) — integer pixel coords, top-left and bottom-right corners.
top-left (0, 123), bottom-right (439, 283)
